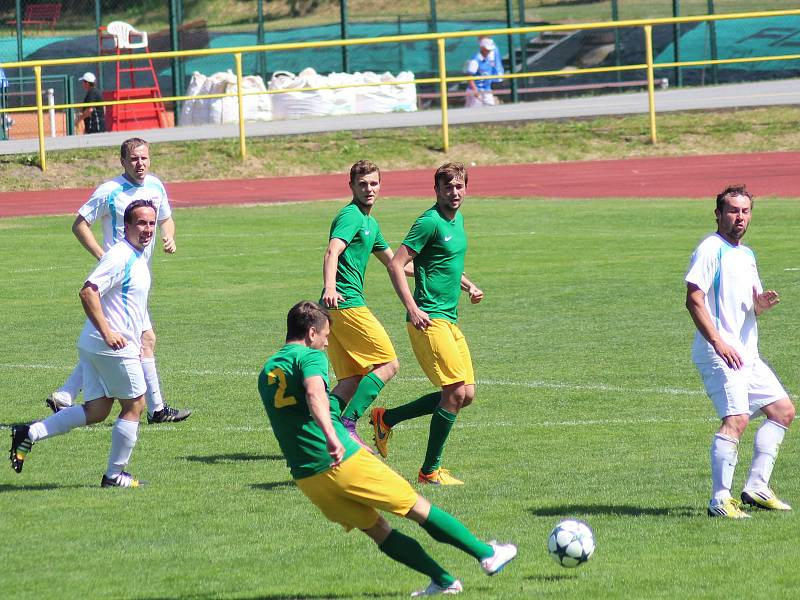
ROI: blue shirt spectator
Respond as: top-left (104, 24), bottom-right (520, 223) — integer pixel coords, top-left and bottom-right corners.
top-left (465, 37), bottom-right (504, 107)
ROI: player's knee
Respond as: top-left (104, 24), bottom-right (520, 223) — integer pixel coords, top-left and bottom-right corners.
top-left (141, 329), bottom-right (156, 353)
top-left (84, 397), bottom-right (113, 424)
top-left (363, 515), bottom-right (392, 544)
top-left (721, 414), bottom-right (748, 439)
top-left (441, 384), bottom-right (466, 411)
top-left (461, 385), bottom-right (476, 408)
top-left (775, 400), bottom-right (795, 428)
top-left (382, 358), bottom-right (399, 380)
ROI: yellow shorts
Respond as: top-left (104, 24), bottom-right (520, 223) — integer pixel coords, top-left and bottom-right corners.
top-left (328, 306), bottom-right (397, 380)
top-left (295, 449), bottom-right (418, 531)
top-left (407, 320), bottom-right (475, 388)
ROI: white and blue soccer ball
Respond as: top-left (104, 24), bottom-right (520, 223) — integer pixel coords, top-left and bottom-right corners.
top-left (547, 519), bottom-right (595, 568)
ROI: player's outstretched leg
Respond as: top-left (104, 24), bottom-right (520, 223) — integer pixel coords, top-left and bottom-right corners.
top-left (10, 404), bottom-right (88, 473)
top-left (417, 503), bottom-right (517, 574)
top-left (372, 392), bottom-right (440, 458)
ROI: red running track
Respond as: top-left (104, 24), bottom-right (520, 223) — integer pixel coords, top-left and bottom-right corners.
top-left (1, 152), bottom-right (798, 218)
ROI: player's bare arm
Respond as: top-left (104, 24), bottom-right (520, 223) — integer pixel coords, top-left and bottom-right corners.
top-left (305, 375), bottom-right (345, 467)
top-left (72, 215), bottom-right (104, 260)
top-left (159, 216), bottom-right (177, 254)
top-left (753, 287), bottom-right (779, 316)
top-left (388, 244), bottom-right (431, 330)
top-left (79, 281), bottom-right (126, 350)
top-left (322, 238), bottom-right (347, 308)
top-left (686, 283), bottom-right (742, 369)
top-left (460, 273), bottom-right (483, 304)
top-left (374, 248), bottom-right (414, 277)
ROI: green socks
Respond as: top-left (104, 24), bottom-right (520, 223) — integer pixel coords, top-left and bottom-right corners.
top-left (341, 372), bottom-right (385, 421)
top-left (421, 505), bottom-right (493, 561)
top-left (383, 391), bottom-right (440, 429)
top-left (378, 529), bottom-right (456, 588)
top-left (421, 407), bottom-right (456, 474)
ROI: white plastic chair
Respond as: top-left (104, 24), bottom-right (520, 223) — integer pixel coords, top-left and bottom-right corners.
top-left (106, 21), bottom-right (148, 50)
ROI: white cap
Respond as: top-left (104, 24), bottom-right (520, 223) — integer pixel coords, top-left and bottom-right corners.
top-left (79, 72), bottom-right (96, 84)
top-left (479, 38), bottom-right (496, 50)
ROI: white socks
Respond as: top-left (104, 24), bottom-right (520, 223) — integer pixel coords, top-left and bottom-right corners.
top-left (106, 418), bottom-right (139, 479)
top-left (745, 419), bottom-right (787, 493)
top-left (28, 405), bottom-right (87, 442)
top-left (141, 357), bottom-right (164, 415)
top-left (710, 433), bottom-right (738, 502)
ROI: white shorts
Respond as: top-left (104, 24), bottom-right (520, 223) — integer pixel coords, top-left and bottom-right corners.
top-left (696, 356), bottom-right (788, 419)
top-left (142, 309), bottom-right (152, 333)
top-left (465, 91), bottom-right (497, 108)
top-left (79, 349), bottom-right (146, 401)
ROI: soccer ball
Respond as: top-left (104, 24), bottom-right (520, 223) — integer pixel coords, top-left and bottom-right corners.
top-left (547, 519), bottom-right (595, 568)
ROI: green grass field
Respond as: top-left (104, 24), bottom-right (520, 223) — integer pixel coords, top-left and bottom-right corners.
top-left (1, 195), bottom-right (799, 598)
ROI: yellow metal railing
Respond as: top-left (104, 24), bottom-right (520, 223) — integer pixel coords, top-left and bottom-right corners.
top-left (1, 9), bottom-right (799, 170)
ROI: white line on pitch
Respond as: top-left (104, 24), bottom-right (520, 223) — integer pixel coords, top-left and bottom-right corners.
top-left (0, 363), bottom-right (704, 397)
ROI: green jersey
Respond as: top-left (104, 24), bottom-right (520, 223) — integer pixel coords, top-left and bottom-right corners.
top-left (323, 201), bottom-right (389, 309)
top-left (402, 205), bottom-right (467, 323)
top-left (258, 343), bottom-right (360, 479)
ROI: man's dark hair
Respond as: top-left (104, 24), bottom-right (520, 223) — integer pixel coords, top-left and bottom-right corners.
top-left (120, 137), bottom-right (149, 160)
top-left (124, 200), bottom-right (156, 225)
top-left (349, 159), bottom-right (380, 184)
top-left (434, 162), bottom-right (468, 188)
top-left (286, 301), bottom-right (330, 342)
top-left (716, 184), bottom-right (753, 212)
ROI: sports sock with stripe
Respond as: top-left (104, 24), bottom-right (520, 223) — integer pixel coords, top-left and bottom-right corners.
top-left (378, 529), bottom-right (456, 588)
top-left (421, 407), bottom-right (456, 475)
top-left (420, 504), bottom-right (493, 561)
top-left (342, 372), bottom-right (384, 421)
top-left (383, 392), bottom-right (440, 428)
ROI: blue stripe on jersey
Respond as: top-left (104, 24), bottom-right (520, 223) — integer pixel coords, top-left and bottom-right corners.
top-left (121, 251), bottom-right (140, 327)
top-left (712, 243), bottom-right (735, 328)
top-left (107, 180), bottom-right (139, 242)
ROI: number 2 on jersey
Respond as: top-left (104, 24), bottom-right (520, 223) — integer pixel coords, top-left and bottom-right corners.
top-left (268, 368), bottom-right (297, 408)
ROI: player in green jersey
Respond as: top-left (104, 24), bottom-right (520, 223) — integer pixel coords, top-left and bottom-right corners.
top-left (321, 160), bottom-right (404, 452)
top-left (377, 163), bottom-right (484, 485)
top-left (258, 301), bottom-right (516, 596)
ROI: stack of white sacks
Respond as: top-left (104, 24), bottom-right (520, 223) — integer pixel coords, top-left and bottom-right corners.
top-left (180, 68), bottom-right (417, 125)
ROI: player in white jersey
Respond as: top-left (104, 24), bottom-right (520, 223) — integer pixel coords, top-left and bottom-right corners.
top-left (47, 138), bottom-right (191, 424)
top-left (685, 184), bottom-right (795, 518)
top-left (10, 201), bottom-right (159, 487)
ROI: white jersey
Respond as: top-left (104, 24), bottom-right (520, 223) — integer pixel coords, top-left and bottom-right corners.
top-left (685, 233), bottom-right (762, 364)
top-left (77, 239), bottom-right (151, 358)
top-left (78, 174), bottom-right (172, 261)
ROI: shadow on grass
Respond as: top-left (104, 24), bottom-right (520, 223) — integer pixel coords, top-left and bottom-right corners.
top-left (184, 453), bottom-right (284, 464)
top-left (143, 592), bottom-right (400, 599)
top-left (0, 483), bottom-right (88, 493)
top-left (524, 574), bottom-right (578, 582)
top-left (527, 504), bottom-right (701, 518)
top-left (250, 481), bottom-right (295, 492)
